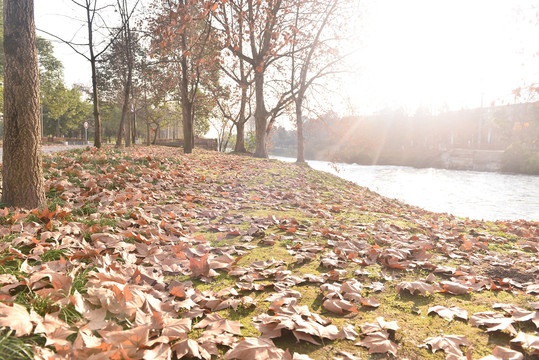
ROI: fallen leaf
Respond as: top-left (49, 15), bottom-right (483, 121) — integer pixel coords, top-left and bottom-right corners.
top-left (479, 346), bottom-right (524, 360)
top-left (323, 299), bottom-right (358, 315)
top-left (428, 306), bottom-right (468, 322)
top-left (361, 317), bottom-right (400, 334)
top-left (356, 330), bottom-right (397, 356)
top-left (0, 302), bottom-right (38, 336)
top-left (224, 337), bottom-right (287, 360)
top-left (421, 335), bottom-right (470, 359)
top-left (396, 281), bottom-right (436, 296)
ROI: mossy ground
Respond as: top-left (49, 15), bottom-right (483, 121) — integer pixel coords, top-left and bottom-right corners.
top-left (0, 146), bottom-right (536, 359)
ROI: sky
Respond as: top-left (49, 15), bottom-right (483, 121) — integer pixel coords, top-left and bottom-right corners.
top-left (34, 0), bottom-right (539, 116)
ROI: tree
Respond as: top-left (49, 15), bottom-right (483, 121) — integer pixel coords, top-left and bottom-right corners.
top-left (212, 2), bottom-right (255, 153)
top-left (218, 0), bottom-right (297, 158)
top-left (96, 2), bottom-right (140, 147)
top-left (289, 0), bottom-right (347, 163)
top-left (114, 0), bottom-right (139, 147)
top-left (39, 0), bottom-right (137, 148)
top-left (2, 0), bottom-right (46, 208)
top-left (0, 0), bottom-right (4, 116)
top-left (149, 0), bottom-right (219, 153)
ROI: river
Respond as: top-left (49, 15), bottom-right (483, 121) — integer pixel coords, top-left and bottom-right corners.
top-left (272, 156), bottom-right (539, 222)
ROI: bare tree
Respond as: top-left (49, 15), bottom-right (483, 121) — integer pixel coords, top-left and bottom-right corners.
top-left (2, 0), bottom-right (45, 208)
top-left (213, 1), bottom-right (254, 153)
top-left (149, 0), bottom-right (219, 154)
top-left (217, 0), bottom-right (298, 158)
top-left (39, 0), bottom-right (138, 148)
top-left (114, 0), bottom-right (139, 147)
top-left (290, 0), bottom-right (347, 163)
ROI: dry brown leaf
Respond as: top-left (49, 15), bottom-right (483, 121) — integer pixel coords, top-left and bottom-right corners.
top-left (479, 346), bottom-right (523, 360)
top-left (440, 281), bottom-right (469, 295)
top-left (428, 306), bottom-right (468, 322)
top-left (142, 343), bottom-right (172, 360)
top-left (359, 297), bottom-right (380, 308)
top-left (0, 302), bottom-right (38, 336)
top-left (194, 313), bottom-right (242, 335)
top-left (421, 335), bottom-right (470, 358)
top-left (471, 312), bottom-right (517, 335)
top-left (100, 325), bottom-right (150, 352)
top-left (224, 337), bottom-right (287, 360)
top-left (396, 281), bottom-right (436, 296)
top-left (161, 318), bottom-right (191, 339)
top-left (510, 332), bottom-right (539, 351)
top-left (323, 299), bottom-right (358, 315)
top-left (338, 324), bottom-right (359, 340)
top-left (355, 330), bottom-right (398, 356)
top-left (360, 317), bottom-right (400, 334)
top-left (172, 339), bottom-right (211, 360)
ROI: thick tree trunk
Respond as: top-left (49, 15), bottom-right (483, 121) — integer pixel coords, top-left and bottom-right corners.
top-left (253, 71), bottom-right (268, 158)
top-left (234, 86), bottom-right (248, 153)
top-left (152, 125), bottom-right (159, 145)
top-left (234, 121), bottom-right (246, 153)
top-left (2, 0), bottom-right (46, 209)
top-left (182, 97), bottom-right (193, 153)
top-left (296, 95), bottom-right (305, 163)
top-left (146, 122), bottom-right (150, 146)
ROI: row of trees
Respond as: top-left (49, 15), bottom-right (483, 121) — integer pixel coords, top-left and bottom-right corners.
top-left (2, 0), bottom-right (353, 208)
top-left (42, 0), bottom-right (353, 159)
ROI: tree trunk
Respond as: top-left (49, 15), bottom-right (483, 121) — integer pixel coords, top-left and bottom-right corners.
top-left (182, 97), bottom-right (193, 153)
top-left (180, 44), bottom-right (193, 153)
top-left (235, 120), bottom-right (246, 153)
top-left (234, 86), bottom-right (248, 153)
top-left (87, 2), bottom-right (101, 149)
top-left (253, 71), bottom-right (268, 158)
top-left (296, 95), bottom-right (305, 163)
top-left (146, 122), bottom-right (151, 145)
top-left (152, 125), bottom-right (159, 145)
top-left (2, 0), bottom-right (46, 209)
top-left (132, 108), bottom-right (136, 144)
top-left (125, 107), bottom-right (131, 146)
top-left (116, 111), bottom-right (125, 147)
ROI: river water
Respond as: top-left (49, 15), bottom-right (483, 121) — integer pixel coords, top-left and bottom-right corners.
top-left (272, 156), bottom-right (539, 222)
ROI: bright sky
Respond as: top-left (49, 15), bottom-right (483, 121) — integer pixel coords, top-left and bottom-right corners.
top-left (34, 0), bottom-right (539, 115)
top-left (345, 0), bottom-right (539, 114)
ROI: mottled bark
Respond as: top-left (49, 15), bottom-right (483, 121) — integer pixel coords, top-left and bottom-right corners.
top-left (253, 70), bottom-right (268, 158)
top-left (2, 0), bottom-right (46, 209)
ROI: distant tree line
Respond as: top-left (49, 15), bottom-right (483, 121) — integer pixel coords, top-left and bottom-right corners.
top-left (270, 102), bottom-right (539, 173)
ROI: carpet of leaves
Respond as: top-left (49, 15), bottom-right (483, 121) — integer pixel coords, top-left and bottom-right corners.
top-left (0, 146), bottom-right (537, 360)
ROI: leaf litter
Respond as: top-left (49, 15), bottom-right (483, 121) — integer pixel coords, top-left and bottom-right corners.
top-left (0, 146), bottom-right (535, 359)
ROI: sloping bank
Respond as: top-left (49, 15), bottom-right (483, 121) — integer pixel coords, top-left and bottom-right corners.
top-left (0, 146), bottom-right (536, 359)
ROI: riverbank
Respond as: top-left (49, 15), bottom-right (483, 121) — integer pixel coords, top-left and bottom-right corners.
top-left (272, 155), bottom-right (539, 222)
top-left (0, 146), bottom-right (537, 359)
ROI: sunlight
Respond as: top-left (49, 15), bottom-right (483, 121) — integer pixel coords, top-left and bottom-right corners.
top-left (347, 0), bottom-right (539, 114)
